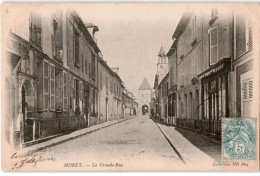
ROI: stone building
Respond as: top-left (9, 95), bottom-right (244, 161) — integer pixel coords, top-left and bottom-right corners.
top-left (157, 73), bottom-right (169, 123)
top-left (3, 9), bottom-right (137, 148)
top-left (232, 8), bottom-right (258, 119)
top-left (138, 78), bottom-right (152, 114)
top-left (170, 10), bottom-right (202, 128)
top-left (165, 7), bottom-right (259, 139)
top-left (98, 57), bottom-right (116, 123)
top-left (123, 90), bottom-right (137, 117)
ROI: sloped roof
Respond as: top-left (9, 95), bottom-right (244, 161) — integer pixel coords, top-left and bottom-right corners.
top-left (139, 78), bottom-right (151, 90)
top-left (158, 46), bottom-right (166, 56)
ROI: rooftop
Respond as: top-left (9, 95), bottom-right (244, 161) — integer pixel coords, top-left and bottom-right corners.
top-left (139, 78), bottom-right (151, 90)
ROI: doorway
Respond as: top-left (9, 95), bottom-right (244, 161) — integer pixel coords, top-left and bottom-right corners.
top-left (21, 80), bottom-right (34, 143)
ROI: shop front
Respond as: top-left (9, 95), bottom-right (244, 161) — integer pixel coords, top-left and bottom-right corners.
top-left (198, 58), bottom-right (231, 137)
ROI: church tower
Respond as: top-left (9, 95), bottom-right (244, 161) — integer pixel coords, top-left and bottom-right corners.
top-left (157, 46), bottom-right (168, 84)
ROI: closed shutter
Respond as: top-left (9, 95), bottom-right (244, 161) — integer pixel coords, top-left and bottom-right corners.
top-left (247, 20), bottom-right (253, 50)
top-left (79, 81), bottom-right (82, 111)
top-left (192, 51), bottom-right (196, 77)
top-left (241, 77), bottom-right (253, 117)
top-left (73, 77), bottom-right (76, 111)
top-left (242, 80), bottom-right (248, 101)
top-left (63, 71), bottom-right (67, 111)
top-left (50, 64), bottom-right (55, 111)
top-left (210, 27), bottom-right (218, 65)
top-left (43, 60), bottom-right (49, 110)
top-left (243, 78), bottom-right (253, 101)
top-left (248, 79), bottom-right (253, 100)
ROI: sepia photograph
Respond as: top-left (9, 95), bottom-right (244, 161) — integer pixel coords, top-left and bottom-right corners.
top-left (1, 2), bottom-right (259, 171)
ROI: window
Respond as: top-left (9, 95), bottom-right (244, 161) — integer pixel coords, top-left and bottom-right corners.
top-left (246, 19), bottom-right (253, 51)
top-left (211, 8), bottom-right (218, 18)
top-left (180, 63), bottom-right (184, 86)
top-left (63, 71), bottom-right (67, 111)
top-left (110, 80), bottom-right (113, 93)
top-left (55, 70), bottom-right (63, 111)
top-left (52, 20), bottom-right (58, 58)
top-left (91, 54), bottom-right (96, 79)
top-left (106, 77), bottom-right (108, 90)
top-left (81, 55), bottom-right (84, 72)
top-left (73, 77), bottom-right (76, 111)
top-left (73, 29), bottom-right (80, 66)
top-left (75, 79), bottom-right (80, 111)
top-left (180, 37), bottom-right (184, 57)
top-left (100, 71), bottom-right (102, 89)
top-left (242, 78), bottom-right (253, 101)
top-left (79, 81), bottom-right (82, 111)
top-left (43, 60), bottom-right (49, 110)
top-left (114, 83), bottom-right (116, 95)
top-left (85, 60), bottom-right (88, 75)
top-left (92, 89), bottom-right (96, 113)
top-left (209, 26), bottom-right (218, 65)
top-left (192, 51), bottom-right (196, 77)
top-left (192, 16), bottom-right (196, 41)
top-left (52, 16), bottom-right (63, 60)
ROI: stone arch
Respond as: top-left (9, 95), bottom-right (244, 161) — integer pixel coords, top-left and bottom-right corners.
top-left (142, 104), bottom-right (149, 115)
top-left (21, 79), bottom-right (34, 112)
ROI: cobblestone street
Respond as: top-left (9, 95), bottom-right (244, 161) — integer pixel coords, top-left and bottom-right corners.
top-left (12, 115), bottom-right (221, 171)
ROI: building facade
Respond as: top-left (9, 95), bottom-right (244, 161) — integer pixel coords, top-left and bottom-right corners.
top-left (3, 9), bottom-right (137, 148)
top-left (138, 78), bottom-right (152, 114)
top-left (157, 73), bottom-right (169, 123)
top-left (159, 7), bottom-right (259, 139)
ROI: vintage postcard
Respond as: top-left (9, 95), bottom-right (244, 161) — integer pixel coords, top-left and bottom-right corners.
top-left (1, 2), bottom-right (259, 171)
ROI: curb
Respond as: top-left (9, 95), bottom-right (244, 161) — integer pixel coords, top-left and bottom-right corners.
top-left (21, 117), bottom-right (135, 156)
top-left (155, 122), bottom-right (187, 165)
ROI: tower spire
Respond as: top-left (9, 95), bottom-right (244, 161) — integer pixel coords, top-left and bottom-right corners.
top-left (158, 45), bottom-right (166, 57)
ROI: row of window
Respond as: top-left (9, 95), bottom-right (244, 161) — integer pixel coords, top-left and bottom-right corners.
top-left (42, 59), bottom-right (97, 113)
top-left (73, 28), bottom-right (96, 79)
top-left (100, 71), bottom-right (122, 97)
top-left (178, 13), bottom-right (253, 87)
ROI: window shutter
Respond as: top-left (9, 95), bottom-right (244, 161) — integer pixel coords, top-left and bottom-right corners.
top-left (50, 64), bottom-right (55, 111)
top-left (247, 21), bottom-right (253, 50)
top-left (43, 60), bottom-right (49, 110)
top-left (210, 27), bottom-right (218, 65)
top-left (79, 81), bottom-right (82, 111)
top-left (242, 80), bottom-right (248, 101)
top-left (63, 71), bottom-right (67, 111)
top-left (192, 52), bottom-right (195, 77)
top-left (73, 77), bottom-right (76, 111)
top-left (248, 79), bottom-right (253, 100)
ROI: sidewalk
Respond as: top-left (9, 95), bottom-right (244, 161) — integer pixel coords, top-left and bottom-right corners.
top-left (19, 116), bottom-right (135, 156)
top-left (156, 122), bottom-right (221, 165)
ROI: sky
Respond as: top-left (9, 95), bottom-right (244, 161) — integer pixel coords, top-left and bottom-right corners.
top-left (75, 3), bottom-right (185, 97)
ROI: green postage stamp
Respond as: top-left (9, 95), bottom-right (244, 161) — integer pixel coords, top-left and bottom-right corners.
top-left (222, 118), bottom-right (256, 160)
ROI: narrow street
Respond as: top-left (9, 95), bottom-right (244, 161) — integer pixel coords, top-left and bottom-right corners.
top-left (16, 115), bottom-right (221, 171)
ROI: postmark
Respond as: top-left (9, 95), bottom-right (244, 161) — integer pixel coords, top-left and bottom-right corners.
top-left (222, 118), bottom-right (256, 160)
